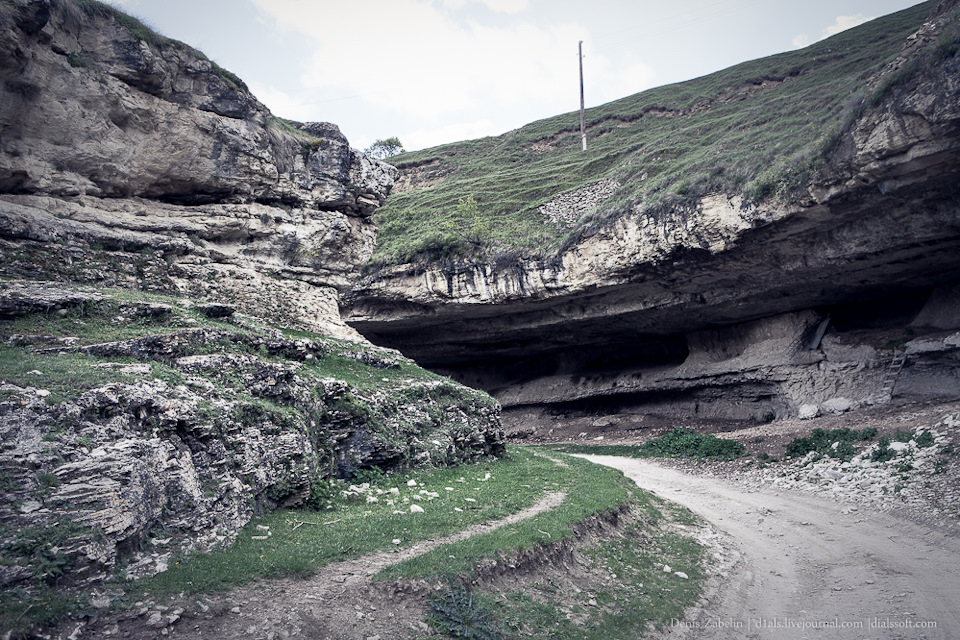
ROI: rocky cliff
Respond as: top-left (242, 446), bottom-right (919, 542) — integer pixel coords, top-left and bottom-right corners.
top-left (0, 0), bottom-right (504, 604)
top-left (345, 0), bottom-right (960, 434)
top-left (1, 0), bottom-right (396, 340)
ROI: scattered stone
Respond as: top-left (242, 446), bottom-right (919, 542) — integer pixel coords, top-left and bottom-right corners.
top-left (821, 398), bottom-right (854, 414)
top-left (146, 612), bottom-right (166, 628)
top-left (799, 404), bottom-right (820, 420)
top-left (19, 501), bottom-right (42, 514)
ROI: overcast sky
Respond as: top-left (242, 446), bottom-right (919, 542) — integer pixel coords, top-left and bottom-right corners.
top-left (105, 0), bottom-right (926, 152)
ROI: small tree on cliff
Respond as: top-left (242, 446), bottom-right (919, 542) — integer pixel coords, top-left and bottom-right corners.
top-left (364, 137), bottom-right (405, 159)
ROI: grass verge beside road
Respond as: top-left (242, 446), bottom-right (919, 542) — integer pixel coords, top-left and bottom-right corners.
top-left (128, 447), bottom-right (707, 640)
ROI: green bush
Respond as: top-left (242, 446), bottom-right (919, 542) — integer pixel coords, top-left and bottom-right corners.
top-left (304, 478), bottom-right (340, 511)
top-left (553, 428), bottom-right (744, 461)
top-left (785, 427), bottom-right (877, 459)
top-left (870, 436), bottom-right (897, 463)
top-left (915, 430), bottom-right (935, 448)
top-left (639, 428), bottom-right (745, 460)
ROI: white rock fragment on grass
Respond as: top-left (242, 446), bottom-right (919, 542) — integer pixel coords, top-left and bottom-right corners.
top-left (478, 473), bottom-right (491, 482)
top-left (407, 479), bottom-right (418, 487)
top-left (366, 496), bottom-right (378, 503)
top-left (392, 539), bottom-right (401, 545)
top-left (409, 504), bottom-right (424, 513)
top-left (389, 487), bottom-right (400, 495)
top-left (663, 565), bottom-right (672, 573)
top-left (674, 571), bottom-right (689, 579)
top-left (454, 508), bottom-right (463, 512)
top-left (465, 498), bottom-right (476, 503)
top-left (251, 535), bottom-right (268, 540)
top-left (445, 487), bottom-right (455, 491)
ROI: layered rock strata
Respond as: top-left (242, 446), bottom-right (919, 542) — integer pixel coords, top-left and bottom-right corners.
top-left (0, 0), bottom-right (506, 593)
top-left (0, 284), bottom-right (504, 586)
top-left (345, 2), bottom-right (960, 432)
top-left (1, 0), bottom-right (397, 339)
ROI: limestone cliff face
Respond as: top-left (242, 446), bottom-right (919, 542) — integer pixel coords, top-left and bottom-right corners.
top-left (345, 1), bottom-right (960, 430)
top-left (1, 0), bottom-right (397, 339)
top-left (0, 284), bottom-right (503, 588)
top-left (0, 0), bottom-right (505, 598)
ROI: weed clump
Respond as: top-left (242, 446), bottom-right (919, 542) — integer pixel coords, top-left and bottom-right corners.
top-left (638, 428), bottom-right (745, 460)
top-left (552, 428), bottom-right (745, 461)
top-left (427, 586), bottom-right (503, 640)
top-left (870, 435), bottom-right (898, 463)
top-left (785, 427), bottom-right (877, 459)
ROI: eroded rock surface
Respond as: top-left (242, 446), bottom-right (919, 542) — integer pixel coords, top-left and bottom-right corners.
top-left (0, 289), bottom-right (503, 588)
top-left (345, 3), bottom-right (960, 433)
top-left (1, 0), bottom-right (398, 338)
top-left (0, 0), bottom-right (505, 602)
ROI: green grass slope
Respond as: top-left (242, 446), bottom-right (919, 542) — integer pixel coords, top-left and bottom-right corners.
top-left (370, 1), bottom-right (946, 268)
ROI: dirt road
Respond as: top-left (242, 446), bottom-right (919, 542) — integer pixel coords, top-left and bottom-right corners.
top-left (579, 455), bottom-right (960, 640)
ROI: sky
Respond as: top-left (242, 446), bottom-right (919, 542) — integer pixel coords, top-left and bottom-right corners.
top-left (105, 0), bottom-right (927, 152)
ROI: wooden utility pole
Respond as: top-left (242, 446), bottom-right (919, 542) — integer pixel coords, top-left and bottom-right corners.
top-left (579, 40), bottom-right (587, 151)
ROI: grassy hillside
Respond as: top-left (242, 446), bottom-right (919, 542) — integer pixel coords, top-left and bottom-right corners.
top-left (369, 1), bottom-right (944, 268)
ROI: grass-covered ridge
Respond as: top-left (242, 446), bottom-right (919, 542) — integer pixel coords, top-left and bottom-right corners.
top-left (370, 1), bottom-right (944, 268)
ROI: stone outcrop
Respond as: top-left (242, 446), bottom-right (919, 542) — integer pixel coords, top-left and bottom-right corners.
top-left (0, 285), bottom-right (503, 587)
top-left (1, 0), bottom-right (398, 339)
top-left (344, 1), bottom-right (960, 433)
top-left (0, 0), bottom-right (506, 598)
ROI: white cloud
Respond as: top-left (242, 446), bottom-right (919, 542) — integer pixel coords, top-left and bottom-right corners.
top-left (398, 119), bottom-right (501, 151)
top-left (821, 14), bottom-right (874, 39)
top-left (475, 0), bottom-right (530, 14)
top-left (794, 13), bottom-right (875, 49)
top-left (246, 83), bottom-right (317, 123)
top-left (438, 0), bottom-right (530, 13)
top-left (248, 0), bottom-right (648, 133)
